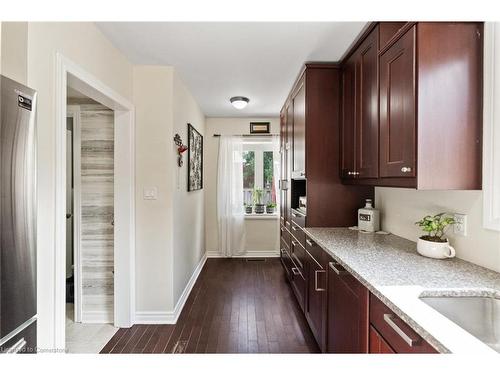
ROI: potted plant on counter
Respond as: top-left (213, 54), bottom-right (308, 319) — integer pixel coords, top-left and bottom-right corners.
top-left (415, 213), bottom-right (456, 259)
top-left (244, 203), bottom-right (253, 214)
top-left (266, 202), bottom-right (276, 214)
top-left (253, 189), bottom-right (265, 214)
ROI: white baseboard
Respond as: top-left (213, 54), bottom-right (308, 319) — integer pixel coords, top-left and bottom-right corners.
top-left (81, 311), bottom-right (113, 324)
top-left (207, 250), bottom-right (280, 258)
top-left (134, 253), bottom-right (207, 325)
top-left (134, 310), bottom-right (176, 324)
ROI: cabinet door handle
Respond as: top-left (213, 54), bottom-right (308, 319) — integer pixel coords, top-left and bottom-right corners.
top-left (329, 262), bottom-right (347, 275)
top-left (314, 270), bottom-right (326, 291)
top-left (383, 314), bottom-right (418, 347)
top-left (401, 167), bottom-right (412, 173)
top-left (305, 239), bottom-right (315, 247)
top-left (6, 338), bottom-right (27, 354)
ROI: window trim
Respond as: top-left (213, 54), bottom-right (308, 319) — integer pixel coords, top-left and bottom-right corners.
top-left (483, 22), bottom-right (500, 231)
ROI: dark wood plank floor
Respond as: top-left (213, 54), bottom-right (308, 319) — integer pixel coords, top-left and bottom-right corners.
top-left (100, 258), bottom-right (319, 353)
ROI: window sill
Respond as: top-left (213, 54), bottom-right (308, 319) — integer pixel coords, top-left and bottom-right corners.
top-left (244, 213), bottom-right (279, 220)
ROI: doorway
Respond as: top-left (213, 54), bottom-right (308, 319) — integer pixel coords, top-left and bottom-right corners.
top-left (53, 54), bottom-right (135, 351)
top-left (65, 94), bottom-right (119, 353)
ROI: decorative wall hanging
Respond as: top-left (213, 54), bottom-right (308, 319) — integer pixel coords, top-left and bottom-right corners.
top-left (250, 122), bottom-right (270, 134)
top-left (187, 123), bottom-right (203, 191)
top-left (174, 133), bottom-right (188, 167)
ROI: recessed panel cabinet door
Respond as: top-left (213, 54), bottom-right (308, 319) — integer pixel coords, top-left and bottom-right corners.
top-left (305, 251), bottom-right (326, 350)
top-left (326, 262), bottom-right (369, 353)
top-left (292, 83), bottom-right (306, 176)
top-left (341, 55), bottom-right (356, 179)
top-left (379, 26), bottom-right (416, 178)
top-left (356, 27), bottom-right (379, 178)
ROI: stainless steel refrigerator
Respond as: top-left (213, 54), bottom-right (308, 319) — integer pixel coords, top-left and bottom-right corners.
top-left (0, 75), bottom-right (37, 354)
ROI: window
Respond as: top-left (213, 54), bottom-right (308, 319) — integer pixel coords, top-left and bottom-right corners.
top-left (242, 139), bottom-right (280, 210)
top-left (484, 22), bottom-right (500, 230)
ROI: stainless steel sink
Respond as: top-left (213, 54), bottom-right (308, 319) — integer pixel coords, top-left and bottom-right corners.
top-left (420, 295), bottom-right (500, 353)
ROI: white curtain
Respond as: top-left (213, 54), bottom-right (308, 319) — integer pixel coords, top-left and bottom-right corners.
top-left (217, 136), bottom-right (246, 257)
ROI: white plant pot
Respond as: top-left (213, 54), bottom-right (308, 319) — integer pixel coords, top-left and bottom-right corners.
top-left (417, 238), bottom-right (456, 259)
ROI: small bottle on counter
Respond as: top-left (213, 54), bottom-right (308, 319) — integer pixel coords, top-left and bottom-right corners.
top-left (358, 199), bottom-right (380, 232)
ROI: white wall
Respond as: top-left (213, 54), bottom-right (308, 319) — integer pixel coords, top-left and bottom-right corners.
top-left (133, 66), bottom-right (175, 313)
top-left (205, 117), bottom-right (280, 256)
top-left (25, 22), bottom-right (134, 350)
top-left (375, 187), bottom-right (500, 272)
top-left (172, 73), bottom-right (206, 304)
top-left (1, 22), bottom-right (28, 84)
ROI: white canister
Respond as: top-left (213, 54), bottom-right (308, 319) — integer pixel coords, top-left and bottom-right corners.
top-left (358, 199), bottom-right (380, 232)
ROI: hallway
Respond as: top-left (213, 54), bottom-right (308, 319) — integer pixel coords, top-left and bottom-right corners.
top-left (100, 258), bottom-right (319, 353)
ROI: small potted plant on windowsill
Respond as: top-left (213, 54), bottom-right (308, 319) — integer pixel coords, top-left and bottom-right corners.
top-left (415, 213), bottom-right (456, 259)
top-left (253, 189), bottom-right (265, 214)
top-left (266, 202), bottom-right (276, 214)
top-left (244, 203), bottom-right (253, 214)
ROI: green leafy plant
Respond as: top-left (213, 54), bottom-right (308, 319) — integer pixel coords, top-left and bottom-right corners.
top-left (266, 202), bottom-right (276, 209)
top-left (253, 188), bottom-right (264, 205)
top-left (415, 213), bottom-right (456, 242)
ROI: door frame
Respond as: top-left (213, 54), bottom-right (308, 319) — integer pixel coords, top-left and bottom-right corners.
top-left (55, 53), bottom-right (136, 349)
top-left (66, 106), bottom-right (82, 323)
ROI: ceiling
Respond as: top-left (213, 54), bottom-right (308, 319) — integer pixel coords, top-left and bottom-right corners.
top-left (96, 22), bottom-right (368, 117)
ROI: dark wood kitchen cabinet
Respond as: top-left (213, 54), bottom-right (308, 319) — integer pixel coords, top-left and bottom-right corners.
top-left (341, 22), bottom-right (483, 190)
top-left (326, 260), bottom-right (369, 353)
top-left (304, 238), bottom-right (327, 350)
top-left (370, 294), bottom-right (438, 353)
top-left (341, 25), bottom-right (379, 180)
top-left (379, 25), bottom-right (416, 178)
top-left (369, 325), bottom-right (395, 354)
top-left (292, 80), bottom-right (306, 178)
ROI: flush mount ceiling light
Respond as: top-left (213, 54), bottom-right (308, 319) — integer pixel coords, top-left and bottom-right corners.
top-left (230, 96), bottom-right (249, 110)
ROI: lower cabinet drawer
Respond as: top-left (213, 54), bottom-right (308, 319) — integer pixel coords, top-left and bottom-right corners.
top-left (369, 294), bottom-right (438, 353)
top-left (290, 262), bottom-right (306, 312)
top-left (290, 238), bottom-right (306, 271)
top-left (290, 222), bottom-right (306, 248)
top-left (281, 226), bottom-right (291, 249)
top-left (369, 325), bottom-right (395, 354)
top-left (280, 248), bottom-right (293, 281)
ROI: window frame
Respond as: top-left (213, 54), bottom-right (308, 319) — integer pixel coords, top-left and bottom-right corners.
top-left (242, 139), bottom-right (280, 211)
top-left (483, 22), bottom-right (500, 231)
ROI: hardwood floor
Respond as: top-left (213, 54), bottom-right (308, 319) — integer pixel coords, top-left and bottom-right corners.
top-left (100, 258), bottom-right (320, 353)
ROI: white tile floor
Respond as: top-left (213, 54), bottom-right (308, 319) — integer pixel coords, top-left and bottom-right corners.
top-left (65, 303), bottom-right (118, 353)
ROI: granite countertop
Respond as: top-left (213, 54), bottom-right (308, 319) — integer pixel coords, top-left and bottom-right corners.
top-left (302, 227), bottom-right (500, 354)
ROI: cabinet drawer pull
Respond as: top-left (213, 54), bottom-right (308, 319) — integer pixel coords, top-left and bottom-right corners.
top-left (329, 262), bottom-right (347, 275)
top-left (291, 240), bottom-right (299, 247)
top-left (291, 267), bottom-right (300, 276)
top-left (305, 239), bottom-right (315, 247)
top-left (314, 270), bottom-right (326, 291)
top-left (6, 338), bottom-right (27, 354)
top-left (285, 221), bottom-right (290, 227)
top-left (383, 313), bottom-right (418, 347)
top-left (291, 211), bottom-right (302, 218)
top-left (401, 166), bottom-right (412, 173)
top-left (291, 225), bottom-right (299, 231)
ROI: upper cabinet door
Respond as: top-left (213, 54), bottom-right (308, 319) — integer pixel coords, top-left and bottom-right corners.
top-left (292, 82), bottom-right (306, 176)
top-left (341, 55), bottom-right (357, 179)
top-left (356, 26), bottom-right (379, 178)
top-left (379, 26), bottom-right (416, 178)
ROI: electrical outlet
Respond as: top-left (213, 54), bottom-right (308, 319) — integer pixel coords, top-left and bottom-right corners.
top-left (454, 213), bottom-right (467, 236)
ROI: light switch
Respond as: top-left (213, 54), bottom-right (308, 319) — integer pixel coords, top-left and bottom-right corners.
top-left (143, 187), bottom-right (158, 200)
